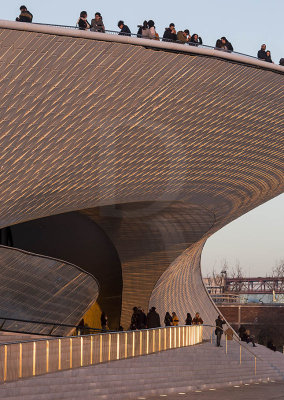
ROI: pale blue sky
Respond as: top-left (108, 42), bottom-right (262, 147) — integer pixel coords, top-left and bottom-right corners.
top-left (202, 194), bottom-right (284, 277)
top-left (2, 1), bottom-right (284, 276)
top-left (2, 0), bottom-right (284, 62)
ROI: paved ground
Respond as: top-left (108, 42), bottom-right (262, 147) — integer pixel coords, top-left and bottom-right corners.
top-left (145, 380), bottom-right (284, 400)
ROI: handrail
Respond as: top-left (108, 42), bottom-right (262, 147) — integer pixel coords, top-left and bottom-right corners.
top-left (1, 20), bottom-right (283, 74)
top-left (203, 324), bottom-right (263, 362)
top-left (0, 325), bottom-right (203, 383)
top-left (32, 23), bottom-right (259, 61)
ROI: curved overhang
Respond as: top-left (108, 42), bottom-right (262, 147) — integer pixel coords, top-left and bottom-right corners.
top-left (0, 245), bottom-right (99, 334)
top-left (1, 20), bottom-right (284, 74)
top-left (0, 21), bottom-right (283, 329)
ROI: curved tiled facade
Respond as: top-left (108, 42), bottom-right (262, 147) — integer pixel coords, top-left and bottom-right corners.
top-left (0, 245), bottom-right (99, 334)
top-left (0, 21), bottom-right (283, 330)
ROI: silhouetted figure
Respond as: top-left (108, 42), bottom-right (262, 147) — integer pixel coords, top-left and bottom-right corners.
top-left (16, 5), bottom-right (33, 23)
top-left (215, 315), bottom-right (225, 347)
top-left (279, 58), bottom-right (284, 66)
top-left (185, 313), bottom-right (192, 325)
top-left (147, 307), bottom-right (160, 328)
top-left (101, 311), bottom-right (108, 330)
top-left (267, 340), bottom-right (276, 352)
top-left (130, 307), bottom-right (139, 330)
top-left (137, 307), bottom-right (147, 329)
top-left (164, 312), bottom-right (173, 326)
top-left (239, 325), bottom-right (256, 347)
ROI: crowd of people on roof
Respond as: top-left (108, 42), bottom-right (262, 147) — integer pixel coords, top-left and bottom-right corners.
top-left (15, 5), bottom-right (284, 65)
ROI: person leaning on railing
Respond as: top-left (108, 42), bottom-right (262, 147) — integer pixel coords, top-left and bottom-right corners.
top-left (90, 12), bottom-right (105, 33)
top-left (189, 34), bottom-right (203, 46)
top-left (163, 23), bottom-right (178, 42)
top-left (118, 20), bottom-right (131, 36)
top-left (16, 5), bottom-right (33, 23)
top-left (192, 312), bottom-right (203, 325)
top-left (177, 29), bottom-right (190, 44)
top-left (77, 11), bottom-right (90, 31)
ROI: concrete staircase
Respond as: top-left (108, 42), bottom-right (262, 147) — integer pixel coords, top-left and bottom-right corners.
top-left (0, 340), bottom-right (283, 399)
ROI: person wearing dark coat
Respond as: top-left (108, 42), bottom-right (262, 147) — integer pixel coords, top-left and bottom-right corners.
top-left (137, 307), bottom-right (147, 329)
top-left (215, 315), bottom-right (225, 347)
top-left (100, 311), bottom-right (108, 330)
top-left (77, 11), bottom-right (90, 31)
top-left (221, 37), bottom-right (233, 51)
top-left (147, 307), bottom-right (161, 328)
top-left (280, 58), bottom-right (284, 66)
top-left (185, 313), bottom-right (192, 325)
top-left (257, 44), bottom-right (267, 60)
top-left (16, 5), bottom-right (33, 22)
top-left (190, 34), bottom-right (203, 46)
top-left (130, 307), bottom-right (139, 330)
top-left (265, 50), bottom-right (273, 63)
top-left (118, 20), bottom-right (131, 36)
top-left (162, 23), bottom-right (177, 41)
top-left (164, 312), bottom-right (173, 326)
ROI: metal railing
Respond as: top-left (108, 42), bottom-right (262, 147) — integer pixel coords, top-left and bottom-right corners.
top-left (30, 22), bottom-right (260, 61)
top-left (0, 325), bottom-right (202, 383)
top-left (0, 316), bottom-right (103, 337)
top-left (206, 324), bottom-right (262, 376)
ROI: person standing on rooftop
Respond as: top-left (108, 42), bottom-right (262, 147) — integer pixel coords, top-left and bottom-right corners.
top-left (177, 29), bottom-right (190, 44)
top-left (190, 33), bottom-right (203, 46)
top-left (257, 44), bottom-right (267, 60)
top-left (163, 23), bottom-right (177, 41)
top-left (266, 50), bottom-right (273, 63)
top-left (147, 20), bottom-right (157, 40)
top-left (90, 12), bottom-right (105, 33)
top-left (77, 11), bottom-right (90, 31)
top-left (16, 5), bottom-right (33, 23)
top-left (118, 20), bottom-right (131, 36)
top-left (221, 36), bottom-right (233, 52)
